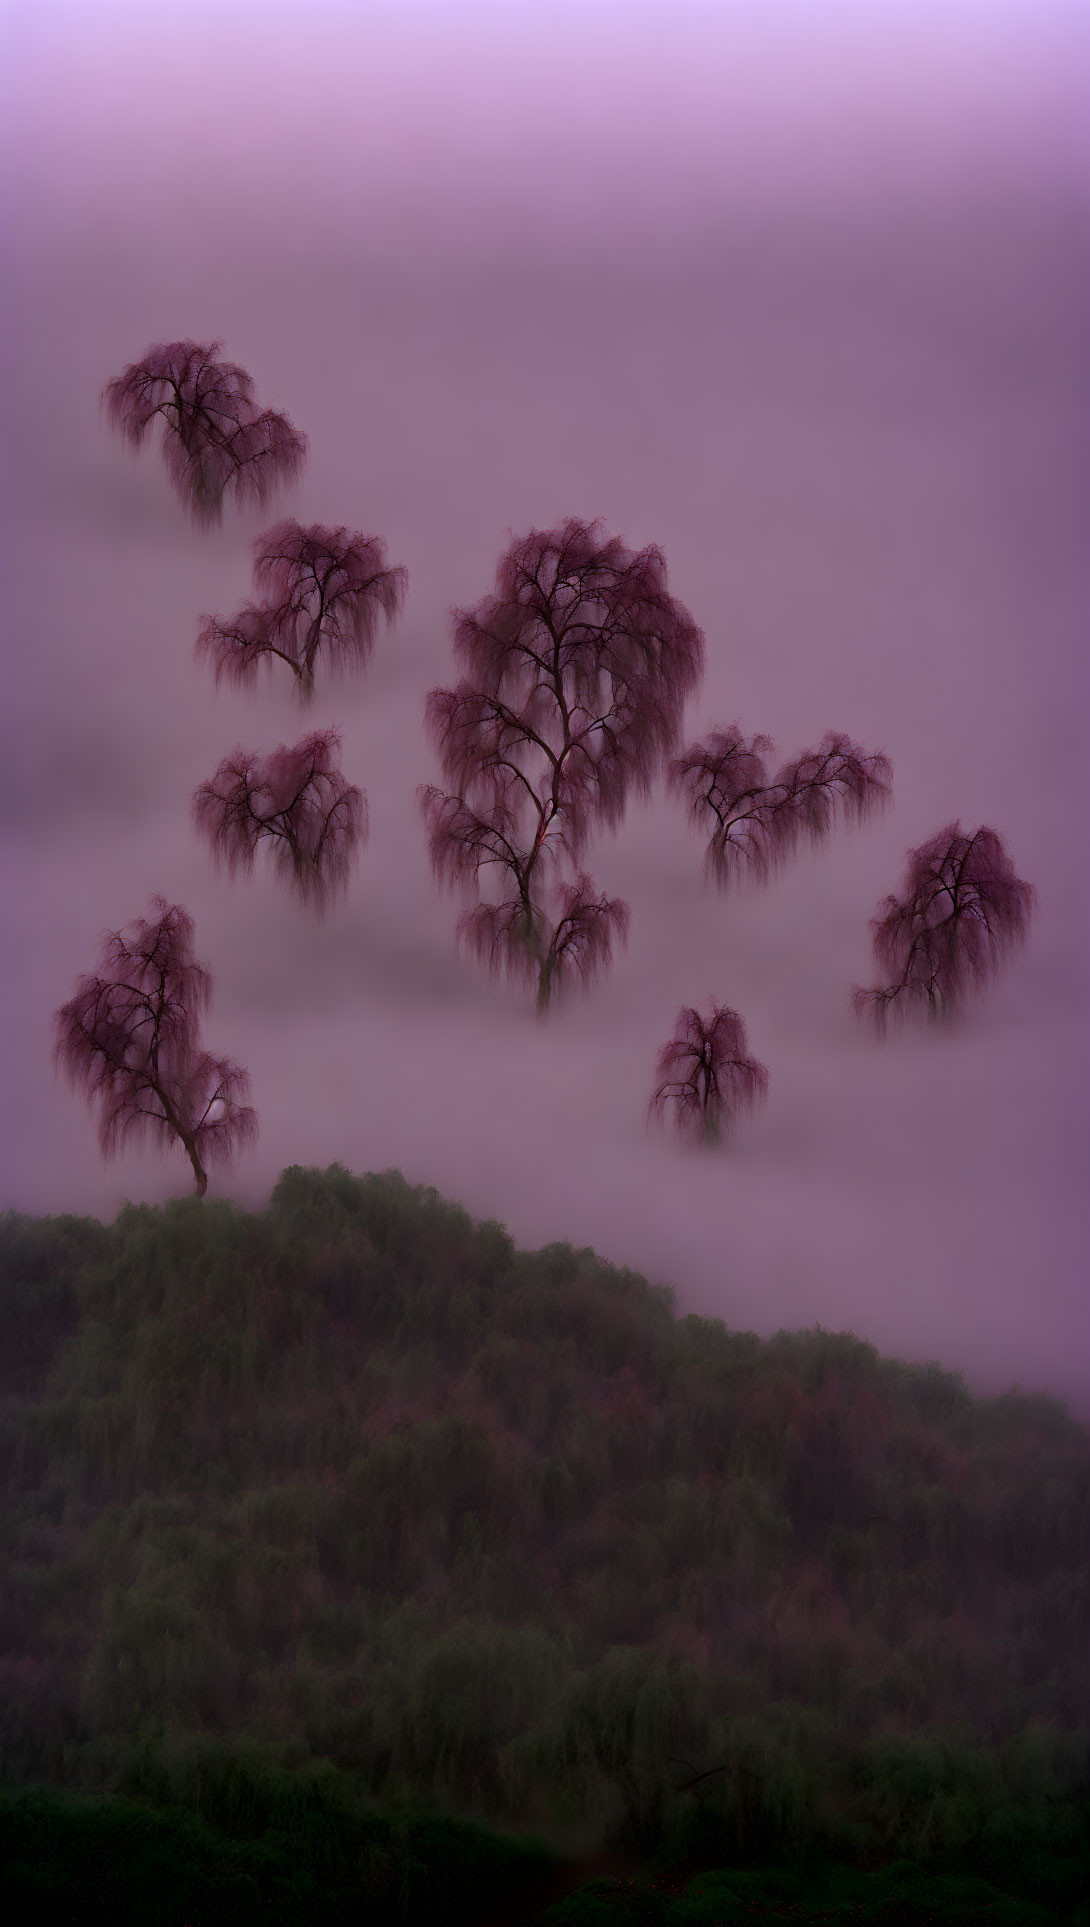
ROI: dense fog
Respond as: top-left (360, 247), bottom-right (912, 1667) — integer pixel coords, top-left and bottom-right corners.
top-left (2, 0), bottom-right (1087, 1411)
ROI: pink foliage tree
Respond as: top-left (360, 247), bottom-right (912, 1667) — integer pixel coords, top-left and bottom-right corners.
top-left (670, 726), bottom-right (891, 889)
top-left (648, 1002), bottom-right (769, 1145)
top-left (852, 822), bottom-right (1036, 1032)
top-left (196, 520), bottom-right (407, 700)
top-left (419, 517), bottom-right (705, 1011)
top-left (52, 898), bottom-right (257, 1197)
top-left (192, 729), bottom-right (366, 912)
top-left (102, 340), bottom-right (307, 526)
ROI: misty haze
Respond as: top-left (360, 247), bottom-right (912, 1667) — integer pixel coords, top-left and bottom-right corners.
top-left (2, 7), bottom-right (1087, 1408)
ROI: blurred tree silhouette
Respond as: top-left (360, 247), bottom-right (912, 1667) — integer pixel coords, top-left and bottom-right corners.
top-left (420, 517), bottom-right (704, 1011)
top-left (197, 520), bottom-right (407, 700)
top-left (648, 1002), bottom-right (768, 1146)
top-left (103, 340), bottom-right (307, 525)
top-left (670, 725), bottom-right (891, 890)
top-left (853, 822), bottom-right (1035, 1031)
top-left (193, 729), bottom-right (366, 912)
top-left (52, 897), bottom-right (257, 1197)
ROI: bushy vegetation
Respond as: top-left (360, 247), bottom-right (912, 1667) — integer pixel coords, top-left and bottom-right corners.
top-left (2, 1166), bottom-right (1088, 1922)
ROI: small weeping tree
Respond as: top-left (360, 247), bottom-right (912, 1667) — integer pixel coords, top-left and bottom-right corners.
top-left (192, 728), bottom-right (366, 911)
top-left (852, 822), bottom-right (1036, 1032)
top-left (419, 516), bottom-right (705, 1012)
top-left (52, 898), bottom-right (257, 1198)
top-left (670, 725), bottom-right (891, 889)
top-left (648, 1002), bottom-right (769, 1145)
top-left (102, 340), bottom-right (307, 525)
top-left (196, 520), bottom-right (407, 700)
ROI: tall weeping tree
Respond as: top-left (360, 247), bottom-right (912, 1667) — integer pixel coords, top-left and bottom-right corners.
top-left (648, 1002), bottom-right (769, 1145)
top-left (192, 729), bottom-right (366, 911)
top-left (196, 520), bottom-right (407, 700)
top-left (419, 517), bottom-right (705, 1011)
top-left (852, 822), bottom-right (1036, 1032)
top-left (52, 898), bottom-right (257, 1198)
top-left (670, 725), bottom-right (891, 889)
top-left (102, 340), bottom-right (307, 526)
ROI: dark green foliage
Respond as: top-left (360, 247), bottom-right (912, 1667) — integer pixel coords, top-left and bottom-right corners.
top-left (399, 1621), bottom-right (570, 1810)
top-left (1, 1164), bottom-right (1088, 1921)
top-left (534, 1851), bottom-right (1086, 1925)
top-left (0, 1210), bottom-right (108, 1399)
top-left (0, 1776), bottom-right (555, 1925)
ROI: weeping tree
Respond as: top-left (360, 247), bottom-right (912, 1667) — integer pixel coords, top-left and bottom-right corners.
top-left (670, 725), bottom-right (891, 889)
top-left (196, 520), bottom-right (407, 700)
top-left (852, 822), bottom-right (1036, 1032)
top-left (192, 729), bottom-right (366, 912)
top-left (102, 340), bottom-right (307, 526)
top-left (648, 1002), bottom-right (769, 1145)
top-left (419, 516), bottom-right (705, 1012)
top-left (52, 898), bottom-right (257, 1197)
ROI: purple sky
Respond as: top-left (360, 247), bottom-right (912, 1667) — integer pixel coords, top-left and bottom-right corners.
top-left (3, 0), bottom-right (1088, 1413)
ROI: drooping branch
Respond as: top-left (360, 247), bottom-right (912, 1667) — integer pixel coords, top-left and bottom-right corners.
top-left (452, 518), bottom-right (705, 764)
top-left (196, 520), bottom-right (406, 698)
top-left (669, 727), bottom-right (780, 887)
top-left (421, 518), bottom-right (704, 1008)
top-left (456, 873), bottom-right (630, 1014)
top-left (537, 875), bottom-right (631, 1014)
top-left (457, 897), bottom-right (547, 994)
top-left (418, 777), bottom-right (526, 895)
top-left (852, 822), bottom-right (1035, 1032)
top-left (670, 726), bottom-right (891, 889)
top-left (648, 1002), bottom-right (769, 1144)
top-left (103, 340), bottom-right (307, 525)
top-left (53, 897), bottom-right (258, 1196)
top-left (776, 731), bottom-right (893, 849)
top-left (444, 518), bottom-right (704, 840)
top-left (193, 729), bottom-right (366, 912)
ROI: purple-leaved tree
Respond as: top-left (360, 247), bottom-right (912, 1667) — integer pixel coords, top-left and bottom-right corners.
top-left (53, 899), bottom-right (257, 1197)
top-left (196, 520), bottom-right (407, 700)
top-left (670, 725), bottom-right (891, 889)
top-left (192, 729), bottom-right (366, 912)
top-left (103, 341), bottom-right (307, 526)
top-left (419, 517), bottom-right (705, 1011)
top-left (852, 822), bottom-right (1036, 1032)
top-left (648, 1002), bottom-right (769, 1145)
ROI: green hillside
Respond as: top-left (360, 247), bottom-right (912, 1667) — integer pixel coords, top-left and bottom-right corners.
top-left (2, 1164), bottom-right (1087, 1923)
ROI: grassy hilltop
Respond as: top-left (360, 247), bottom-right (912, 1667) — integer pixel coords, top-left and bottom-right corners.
top-left (2, 1163), bottom-right (1088, 1923)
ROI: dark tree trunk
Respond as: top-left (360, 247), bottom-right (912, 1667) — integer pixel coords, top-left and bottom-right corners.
top-left (181, 1135), bottom-right (208, 1197)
